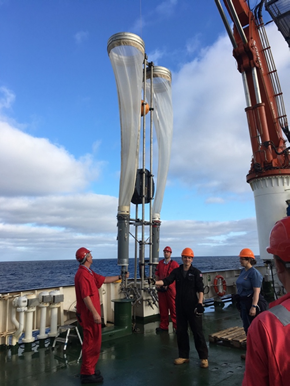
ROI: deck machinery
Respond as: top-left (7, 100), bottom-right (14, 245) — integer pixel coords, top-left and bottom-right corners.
top-left (107, 32), bottom-right (173, 317)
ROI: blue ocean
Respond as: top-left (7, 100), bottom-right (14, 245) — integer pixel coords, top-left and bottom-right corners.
top-left (0, 256), bottom-right (264, 293)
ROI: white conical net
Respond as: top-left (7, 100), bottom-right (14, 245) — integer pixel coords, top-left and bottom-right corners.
top-left (146, 68), bottom-right (173, 220)
top-left (108, 33), bottom-right (145, 215)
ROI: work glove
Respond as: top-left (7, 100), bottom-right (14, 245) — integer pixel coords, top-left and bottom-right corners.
top-left (194, 303), bottom-right (204, 316)
top-left (148, 277), bottom-right (156, 285)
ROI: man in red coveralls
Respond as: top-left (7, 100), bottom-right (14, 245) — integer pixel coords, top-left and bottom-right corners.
top-left (75, 247), bottom-right (129, 384)
top-left (243, 216), bottom-right (290, 385)
top-left (155, 246), bottom-right (179, 333)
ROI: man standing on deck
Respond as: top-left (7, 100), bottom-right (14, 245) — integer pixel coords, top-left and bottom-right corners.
top-left (152, 247), bottom-right (208, 368)
top-left (155, 246), bottom-right (179, 333)
top-left (242, 216), bottom-right (290, 385)
top-left (74, 247), bottom-right (129, 384)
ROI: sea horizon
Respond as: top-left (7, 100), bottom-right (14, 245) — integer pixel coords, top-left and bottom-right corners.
top-left (0, 254), bottom-right (261, 263)
top-left (0, 255), bottom-right (264, 293)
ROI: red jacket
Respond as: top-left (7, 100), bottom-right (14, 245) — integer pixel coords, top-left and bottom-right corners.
top-left (242, 292), bottom-right (290, 386)
top-left (155, 259), bottom-right (179, 284)
top-left (75, 265), bottom-right (105, 324)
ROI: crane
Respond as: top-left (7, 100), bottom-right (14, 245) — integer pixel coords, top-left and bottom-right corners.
top-left (215, 0), bottom-right (290, 260)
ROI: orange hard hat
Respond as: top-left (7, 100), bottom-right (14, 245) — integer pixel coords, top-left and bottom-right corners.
top-left (267, 217), bottom-right (290, 262)
top-left (239, 248), bottom-right (255, 259)
top-left (181, 248), bottom-right (194, 258)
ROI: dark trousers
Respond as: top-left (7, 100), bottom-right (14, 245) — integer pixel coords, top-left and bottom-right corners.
top-left (176, 307), bottom-right (208, 359)
top-left (239, 294), bottom-right (268, 335)
top-left (240, 300), bottom-right (252, 335)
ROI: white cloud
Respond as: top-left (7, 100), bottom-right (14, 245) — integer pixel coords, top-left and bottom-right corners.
top-left (0, 104), bottom-right (114, 261)
top-left (0, 121), bottom-right (102, 196)
top-left (160, 218), bottom-right (258, 256)
top-left (0, 209), bottom-right (258, 261)
top-left (0, 194), bottom-right (117, 231)
top-left (74, 30), bottom-right (89, 45)
top-left (206, 197), bottom-right (225, 204)
top-left (186, 34), bottom-right (202, 55)
top-left (156, 0), bottom-right (178, 17)
top-left (147, 49), bottom-right (165, 65)
top-left (169, 25), bottom-right (290, 197)
top-left (0, 87), bottom-right (15, 112)
top-left (0, 194), bottom-right (118, 261)
top-left (131, 0), bottom-right (178, 35)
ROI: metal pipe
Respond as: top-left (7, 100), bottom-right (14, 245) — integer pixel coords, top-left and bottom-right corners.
top-left (11, 306), bottom-right (19, 330)
top-left (215, 0), bottom-right (238, 48)
top-left (149, 62), bottom-right (154, 278)
top-left (252, 67), bottom-right (262, 104)
top-left (12, 310), bottom-right (25, 345)
top-left (152, 220), bottom-right (160, 264)
top-left (11, 296), bottom-right (27, 346)
top-left (242, 72), bottom-right (252, 107)
top-left (140, 55), bottom-right (147, 288)
top-left (225, 0), bottom-right (248, 44)
top-left (134, 206), bottom-right (138, 286)
top-left (117, 214), bottom-right (130, 266)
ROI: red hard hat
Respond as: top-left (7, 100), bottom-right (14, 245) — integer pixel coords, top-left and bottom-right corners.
top-left (163, 246), bottom-right (172, 253)
top-left (239, 248), bottom-right (255, 259)
top-left (181, 248), bottom-right (194, 258)
top-left (267, 217), bottom-right (290, 262)
top-left (76, 247), bottom-right (91, 264)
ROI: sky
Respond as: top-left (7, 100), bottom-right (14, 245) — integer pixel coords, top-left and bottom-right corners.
top-left (0, 0), bottom-right (290, 262)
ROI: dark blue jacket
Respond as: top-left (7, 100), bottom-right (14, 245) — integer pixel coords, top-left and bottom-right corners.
top-left (163, 264), bottom-right (204, 308)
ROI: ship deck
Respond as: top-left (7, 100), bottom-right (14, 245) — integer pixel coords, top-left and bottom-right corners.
top-left (0, 301), bottom-right (247, 386)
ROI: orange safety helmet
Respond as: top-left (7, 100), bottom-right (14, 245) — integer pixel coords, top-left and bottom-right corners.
top-left (163, 246), bottom-right (172, 253)
top-left (181, 248), bottom-right (194, 258)
top-left (76, 247), bottom-right (91, 264)
top-left (267, 217), bottom-right (290, 262)
top-left (239, 248), bottom-right (255, 259)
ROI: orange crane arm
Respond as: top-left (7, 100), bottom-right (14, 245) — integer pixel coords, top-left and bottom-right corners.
top-left (216, 0), bottom-right (290, 182)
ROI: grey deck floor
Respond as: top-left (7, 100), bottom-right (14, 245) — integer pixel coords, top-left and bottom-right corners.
top-left (0, 303), bottom-right (246, 386)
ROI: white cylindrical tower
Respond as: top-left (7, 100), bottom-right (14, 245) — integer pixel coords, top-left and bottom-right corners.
top-left (250, 175), bottom-right (290, 260)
